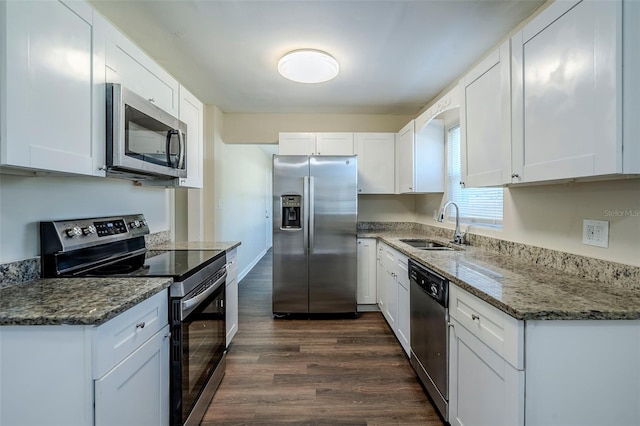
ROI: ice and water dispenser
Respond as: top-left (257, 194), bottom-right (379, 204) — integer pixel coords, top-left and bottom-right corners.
top-left (281, 195), bottom-right (301, 229)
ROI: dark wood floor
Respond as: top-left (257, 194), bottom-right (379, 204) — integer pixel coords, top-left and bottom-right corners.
top-left (202, 250), bottom-right (444, 425)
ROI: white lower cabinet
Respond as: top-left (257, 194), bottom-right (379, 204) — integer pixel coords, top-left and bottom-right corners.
top-left (376, 242), bottom-right (385, 311)
top-left (0, 290), bottom-right (169, 426)
top-left (226, 248), bottom-right (239, 346)
top-left (449, 284), bottom-right (640, 426)
top-left (449, 317), bottom-right (524, 426)
top-left (395, 257), bottom-right (410, 355)
top-left (376, 241), bottom-right (410, 356)
top-left (94, 324), bottom-right (170, 426)
top-left (357, 238), bottom-right (377, 305)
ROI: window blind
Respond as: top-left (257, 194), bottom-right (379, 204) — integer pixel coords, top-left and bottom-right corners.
top-left (446, 126), bottom-right (503, 225)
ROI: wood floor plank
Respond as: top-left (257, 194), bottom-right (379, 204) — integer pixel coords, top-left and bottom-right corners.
top-left (201, 250), bottom-right (444, 425)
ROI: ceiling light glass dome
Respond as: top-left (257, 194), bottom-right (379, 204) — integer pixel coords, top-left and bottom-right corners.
top-left (278, 49), bottom-right (339, 84)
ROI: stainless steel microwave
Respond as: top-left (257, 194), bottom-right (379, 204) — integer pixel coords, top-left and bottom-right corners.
top-left (106, 83), bottom-right (187, 180)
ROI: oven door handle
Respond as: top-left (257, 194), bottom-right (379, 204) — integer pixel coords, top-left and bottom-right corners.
top-left (181, 269), bottom-right (227, 319)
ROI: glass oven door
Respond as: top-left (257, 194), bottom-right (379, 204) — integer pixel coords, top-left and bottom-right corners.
top-left (170, 282), bottom-right (225, 426)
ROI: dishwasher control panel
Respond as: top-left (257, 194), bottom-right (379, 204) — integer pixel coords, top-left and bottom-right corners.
top-left (409, 259), bottom-right (448, 307)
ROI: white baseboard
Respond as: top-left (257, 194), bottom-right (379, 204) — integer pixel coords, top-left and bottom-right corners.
top-left (238, 247), bottom-right (268, 282)
top-left (357, 304), bottom-right (380, 312)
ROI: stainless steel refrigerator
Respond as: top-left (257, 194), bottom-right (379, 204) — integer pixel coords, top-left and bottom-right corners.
top-left (272, 155), bottom-right (357, 315)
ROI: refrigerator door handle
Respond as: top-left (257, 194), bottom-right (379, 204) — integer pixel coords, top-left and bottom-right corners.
top-left (309, 175), bottom-right (315, 255)
top-left (303, 176), bottom-right (310, 253)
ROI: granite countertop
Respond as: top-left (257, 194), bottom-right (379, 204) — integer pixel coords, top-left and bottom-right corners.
top-left (359, 231), bottom-right (640, 321)
top-left (0, 241), bottom-right (239, 326)
top-left (148, 241), bottom-right (241, 251)
top-left (0, 277), bottom-right (172, 326)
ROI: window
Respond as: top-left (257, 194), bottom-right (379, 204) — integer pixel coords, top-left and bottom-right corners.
top-left (445, 125), bottom-right (503, 226)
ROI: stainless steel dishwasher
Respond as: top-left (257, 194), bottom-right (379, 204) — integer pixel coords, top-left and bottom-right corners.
top-left (409, 259), bottom-right (449, 421)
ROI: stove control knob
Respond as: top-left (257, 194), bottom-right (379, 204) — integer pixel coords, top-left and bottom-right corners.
top-left (65, 226), bottom-right (82, 238)
top-left (82, 225), bottom-right (96, 236)
top-left (129, 220), bottom-right (141, 229)
top-left (140, 220), bottom-right (147, 227)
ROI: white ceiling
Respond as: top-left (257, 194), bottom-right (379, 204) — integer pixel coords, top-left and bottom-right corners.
top-left (90, 0), bottom-right (544, 115)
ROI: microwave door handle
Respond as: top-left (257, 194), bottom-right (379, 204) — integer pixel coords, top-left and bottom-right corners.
top-left (176, 129), bottom-right (185, 169)
top-left (165, 130), bottom-right (174, 167)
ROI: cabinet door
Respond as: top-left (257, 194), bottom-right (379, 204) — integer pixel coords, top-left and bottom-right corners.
top-left (357, 238), bottom-right (377, 305)
top-left (278, 132), bottom-right (315, 155)
top-left (105, 21), bottom-right (179, 117)
top-left (315, 133), bottom-right (354, 155)
top-left (226, 248), bottom-right (239, 346)
top-left (94, 325), bottom-right (170, 426)
top-left (449, 318), bottom-right (524, 426)
top-left (460, 40), bottom-right (511, 187)
top-left (177, 86), bottom-right (204, 188)
top-left (511, 0), bottom-right (621, 183)
top-left (396, 120), bottom-right (415, 193)
top-left (1, 1), bottom-right (104, 176)
top-left (395, 255), bottom-right (410, 356)
top-left (376, 243), bottom-right (385, 310)
top-left (381, 245), bottom-right (397, 328)
top-left (354, 133), bottom-right (395, 194)
top-left (414, 119), bottom-right (445, 193)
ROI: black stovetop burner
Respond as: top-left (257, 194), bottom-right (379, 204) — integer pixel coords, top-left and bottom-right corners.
top-left (83, 249), bottom-right (224, 282)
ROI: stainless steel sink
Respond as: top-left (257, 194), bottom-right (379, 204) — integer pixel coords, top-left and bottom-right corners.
top-left (399, 239), bottom-right (457, 251)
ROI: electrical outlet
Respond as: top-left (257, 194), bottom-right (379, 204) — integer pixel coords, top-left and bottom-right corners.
top-left (582, 219), bottom-right (609, 248)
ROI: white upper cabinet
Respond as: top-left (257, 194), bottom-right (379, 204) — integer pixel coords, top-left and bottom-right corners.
top-left (315, 133), bottom-right (354, 155)
top-left (460, 40), bottom-right (512, 187)
top-left (0, 0), bottom-right (106, 176)
top-left (105, 19), bottom-right (179, 117)
top-left (177, 85), bottom-right (204, 188)
top-left (354, 133), bottom-right (395, 194)
top-left (278, 132), bottom-right (316, 155)
top-left (278, 132), bottom-right (354, 155)
top-left (396, 119), bottom-right (445, 194)
top-left (396, 121), bottom-right (416, 193)
top-left (396, 86), bottom-right (457, 193)
top-left (511, 0), bottom-right (639, 183)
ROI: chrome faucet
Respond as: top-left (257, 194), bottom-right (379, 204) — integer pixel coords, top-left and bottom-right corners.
top-left (437, 201), bottom-right (465, 244)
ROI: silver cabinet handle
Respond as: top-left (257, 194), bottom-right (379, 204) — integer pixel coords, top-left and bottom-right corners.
top-left (471, 314), bottom-right (480, 321)
top-left (148, 98), bottom-right (155, 103)
top-left (136, 322), bottom-right (146, 329)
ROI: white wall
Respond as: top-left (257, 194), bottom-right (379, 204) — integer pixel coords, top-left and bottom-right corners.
top-left (0, 174), bottom-right (170, 263)
top-left (358, 194), bottom-right (416, 222)
top-left (212, 142), bottom-right (272, 279)
top-left (415, 178), bottom-right (640, 267)
top-left (223, 113), bottom-right (413, 144)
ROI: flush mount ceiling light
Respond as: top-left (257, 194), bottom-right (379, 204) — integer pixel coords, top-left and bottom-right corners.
top-left (278, 49), bottom-right (339, 83)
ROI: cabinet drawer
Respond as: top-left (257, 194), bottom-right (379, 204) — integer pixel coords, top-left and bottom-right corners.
top-left (94, 290), bottom-right (168, 378)
top-left (226, 248), bottom-right (238, 273)
top-left (449, 285), bottom-right (523, 369)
